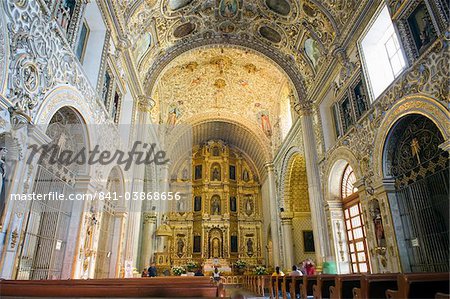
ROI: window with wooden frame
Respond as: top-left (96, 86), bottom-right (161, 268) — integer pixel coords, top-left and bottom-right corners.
top-left (341, 164), bottom-right (370, 273)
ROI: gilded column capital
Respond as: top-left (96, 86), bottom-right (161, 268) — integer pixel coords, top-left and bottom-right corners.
top-left (138, 95), bottom-right (155, 113)
top-left (294, 100), bottom-right (313, 116)
top-left (280, 211), bottom-right (294, 221)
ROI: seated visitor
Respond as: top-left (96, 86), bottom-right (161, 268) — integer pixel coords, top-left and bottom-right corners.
top-left (141, 268), bottom-right (148, 277)
top-left (212, 267), bottom-right (221, 281)
top-left (194, 268), bottom-right (204, 276)
top-left (148, 263), bottom-right (157, 277)
top-left (305, 259), bottom-right (316, 275)
top-left (272, 266), bottom-right (285, 276)
top-left (289, 265), bottom-right (303, 276)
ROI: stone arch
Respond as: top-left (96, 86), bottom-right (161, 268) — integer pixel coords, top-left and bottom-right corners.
top-left (324, 147), bottom-right (362, 201)
top-left (143, 38), bottom-right (307, 110)
top-left (95, 166), bottom-right (126, 279)
top-left (373, 95), bottom-right (449, 179)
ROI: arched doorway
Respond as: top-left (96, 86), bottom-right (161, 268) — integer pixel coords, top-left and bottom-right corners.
top-left (94, 166), bottom-right (124, 278)
top-left (283, 153), bottom-right (315, 267)
top-left (384, 114), bottom-right (449, 272)
top-left (16, 107), bottom-right (88, 279)
top-left (340, 164), bottom-right (370, 273)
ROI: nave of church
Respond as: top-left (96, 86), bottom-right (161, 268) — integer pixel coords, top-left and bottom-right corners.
top-left (0, 0), bottom-right (448, 298)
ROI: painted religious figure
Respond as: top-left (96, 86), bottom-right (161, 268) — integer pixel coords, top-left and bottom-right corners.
top-left (195, 165), bottom-right (202, 180)
top-left (407, 4), bottom-right (437, 53)
top-left (219, 0), bottom-right (238, 18)
top-left (194, 196), bottom-right (202, 211)
top-left (305, 38), bottom-right (321, 67)
top-left (258, 111), bottom-right (272, 137)
top-left (167, 104), bottom-right (182, 126)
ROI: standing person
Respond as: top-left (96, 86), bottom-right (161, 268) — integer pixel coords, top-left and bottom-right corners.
top-left (299, 261), bottom-right (307, 275)
top-left (212, 267), bottom-right (221, 282)
top-left (305, 259), bottom-right (316, 275)
top-left (148, 263), bottom-right (157, 277)
top-left (271, 266), bottom-right (285, 277)
top-left (289, 265), bottom-right (303, 276)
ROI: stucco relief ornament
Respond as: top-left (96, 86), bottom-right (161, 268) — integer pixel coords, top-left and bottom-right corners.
top-left (22, 63), bottom-right (39, 93)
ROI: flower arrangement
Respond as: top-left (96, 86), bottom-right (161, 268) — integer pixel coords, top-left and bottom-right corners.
top-left (171, 266), bottom-right (186, 276)
top-left (233, 260), bottom-right (247, 269)
top-left (186, 261), bottom-right (198, 271)
top-left (254, 265), bottom-right (268, 275)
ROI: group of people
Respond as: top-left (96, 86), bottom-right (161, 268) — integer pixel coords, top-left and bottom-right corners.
top-left (272, 259), bottom-right (316, 277)
top-left (141, 263), bottom-right (158, 277)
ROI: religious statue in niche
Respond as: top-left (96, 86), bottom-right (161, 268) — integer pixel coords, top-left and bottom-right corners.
top-left (242, 169), bottom-right (250, 182)
top-left (23, 64), bottom-right (38, 92)
top-left (244, 196), bottom-right (254, 216)
top-left (257, 111), bottom-right (272, 137)
top-left (167, 104), bottom-right (182, 126)
top-left (211, 165), bottom-right (221, 181)
top-left (369, 199), bottom-right (386, 248)
top-left (247, 238), bottom-right (254, 257)
top-left (407, 3), bottom-right (437, 54)
top-left (219, 0), bottom-right (238, 18)
top-left (211, 196), bottom-right (221, 215)
top-left (177, 238), bottom-right (185, 258)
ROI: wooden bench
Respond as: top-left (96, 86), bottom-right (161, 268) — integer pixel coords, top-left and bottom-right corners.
top-left (301, 275), bottom-right (318, 299)
top-left (352, 273), bottom-right (398, 299)
top-left (313, 274), bottom-right (336, 299)
top-left (0, 276), bottom-right (220, 297)
top-left (285, 275), bottom-right (302, 299)
top-left (269, 275), bottom-right (284, 299)
top-left (329, 274), bottom-right (361, 299)
top-left (386, 273), bottom-right (449, 299)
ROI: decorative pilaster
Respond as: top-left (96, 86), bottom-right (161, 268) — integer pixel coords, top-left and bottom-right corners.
top-left (280, 211), bottom-right (294, 269)
top-left (265, 163), bottom-right (280, 267)
top-left (298, 104), bottom-right (331, 265)
top-left (140, 211), bottom-right (157, 269)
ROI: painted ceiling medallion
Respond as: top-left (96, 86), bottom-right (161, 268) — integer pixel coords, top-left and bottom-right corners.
top-left (219, 0), bottom-right (239, 18)
top-left (173, 22), bottom-right (196, 38)
top-left (259, 26), bottom-right (282, 43)
top-left (168, 0), bottom-right (193, 11)
top-left (265, 0), bottom-right (291, 16)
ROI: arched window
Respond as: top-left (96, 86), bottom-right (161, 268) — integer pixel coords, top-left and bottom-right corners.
top-left (341, 164), bottom-right (370, 273)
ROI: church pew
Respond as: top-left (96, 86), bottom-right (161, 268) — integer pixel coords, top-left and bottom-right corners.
top-left (287, 275), bottom-right (302, 299)
top-left (329, 274), bottom-right (361, 299)
top-left (281, 276), bottom-right (294, 299)
top-left (301, 275), bottom-right (318, 299)
top-left (270, 275), bottom-right (283, 299)
top-left (352, 273), bottom-right (398, 299)
top-left (0, 277), bottom-right (220, 297)
top-left (257, 275), bottom-right (271, 296)
top-left (313, 274), bottom-right (336, 299)
top-left (385, 273), bottom-right (450, 299)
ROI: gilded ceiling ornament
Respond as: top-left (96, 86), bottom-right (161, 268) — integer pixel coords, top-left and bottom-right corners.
top-left (138, 95), bottom-right (155, 112)
top-left (214, 78), bottom-right (226, 89)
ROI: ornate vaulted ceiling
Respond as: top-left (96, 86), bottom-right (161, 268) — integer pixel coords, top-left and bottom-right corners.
top-left (120, 0), bottom-right (365, 91)
top-left (110, 0), bottom-right (367, 170)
